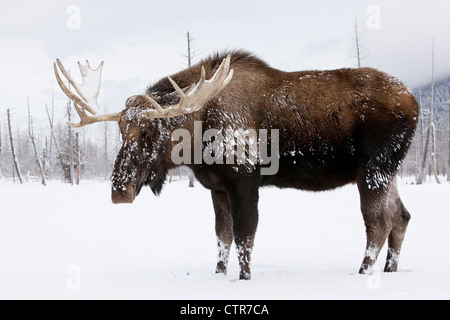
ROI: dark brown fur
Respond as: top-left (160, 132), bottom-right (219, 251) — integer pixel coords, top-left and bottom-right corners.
top-left (111, 50), bottom-right (418, 279)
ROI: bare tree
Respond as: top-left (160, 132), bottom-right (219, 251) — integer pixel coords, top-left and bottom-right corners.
top-left (45, 83), bottom-right (55, 175)
top-left (7, 108), bottom-right (23, 184)
top-left (62, 73), bottom-right (75, 185)
top-left (67, 101), bottom-right (75, 185)
top-left (101, 109), bottom-right (112, 179)
top-left (104, 121), bottom-right (108, 164)
top-left (186, 31), bottom-right (192, 67)
top-left (417, 39), bottom-right (440, 184)
top-left (45, 103), bottom-right (59, 155)
top-left (45, 102), bottom-right (67, 180)
top-left (186, 31), bottom-right (195, 187)
top-left (180, 31), bottom-right (201, 67)
top-left (75, 132), bottom-right (80, 184)
top-left (414, 90), bottom-right (424, 179)
top-left (27, 102), bottom-right (46, 186)
top-left (354, 17), bottom-right (362, 68)
top-left (171, 31), bottom-right (197, 187)
top-left (354, 17), bottom-right (369, 68)
top-left (429, 45), bottom-right (440, 184)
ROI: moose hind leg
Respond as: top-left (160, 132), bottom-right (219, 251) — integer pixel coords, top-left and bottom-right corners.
top-left (358, 194), bottom-right (392, 274)
top-left (211, 190), bottom-right (233, 275)
top-left (357, 119), bottom-right (415, 274)
top-left (384, 177), bottom-right (411, 272)
top-left (357, 170), bottom-right (393, 274)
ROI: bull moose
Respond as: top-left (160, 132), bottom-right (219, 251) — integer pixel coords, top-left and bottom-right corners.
top-left (54, 50), bottom-right (418, 280)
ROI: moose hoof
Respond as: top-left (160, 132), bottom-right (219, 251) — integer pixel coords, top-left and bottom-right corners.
top-left (239, 272), bottom-right (251, 280)
top-left (358, 264), bottom-right (373, 275)
top-left (383, 264), bottom-right (398, 273)
top-left (215, 264), bottom-right (227, 275)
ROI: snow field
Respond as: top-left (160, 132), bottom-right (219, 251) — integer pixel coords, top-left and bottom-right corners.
top-left (0, 179), bottom-right (449, 299)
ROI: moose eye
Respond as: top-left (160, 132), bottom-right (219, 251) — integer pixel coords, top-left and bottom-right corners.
top-left (142, 130), bottom-right (152, 140)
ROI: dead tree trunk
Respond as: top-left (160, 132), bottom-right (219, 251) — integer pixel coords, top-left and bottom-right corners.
top-left (65, 75), bottom-right (75, 185)
top-left (75, 132), bottom-right (80, 185)
top-left (186, 31), bottom-right (195, 187)
top-left (67, 101), bottom-right (74, 185)
top-left (7, 108), bottom-right (23, 184)
top-left (44, 84), bottom-right (54, 176)
top-left (103, 120), bottom-right (110, 179)
top-left (171, 31), bottom-right (196, 187)
top-left (417, 39), bottom-right (440, 184)
top-left (353, 17), bottom-right (369, 68)
top-left (45, 103), bottom-right (66, 179)
top-left (429, 40), bottom-right (440, 183)
top-left (354, 17), bottom-right (361, 68)
top-left (430, 122), bottom-right (439, 182)
top-left (28, 104), bottom-right (46, 186)
top-left (45, 103), bottom-right (59, 154)
top-left (415, 91), bottom-right (424, 179)
top-left (417, 125), bottom-right (431, 184)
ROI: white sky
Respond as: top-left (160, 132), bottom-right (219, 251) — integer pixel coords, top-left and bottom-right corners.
top-left (1, 0), bottom-right (450, 125)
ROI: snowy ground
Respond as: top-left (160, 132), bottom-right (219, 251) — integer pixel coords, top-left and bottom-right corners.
top-left (0, 177), bottom-right (449, 300)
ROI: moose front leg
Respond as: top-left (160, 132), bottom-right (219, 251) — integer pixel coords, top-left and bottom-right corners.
top-left (211, 190), bottom-right (233, 275)
top-left (227, 186), bottom-right (259, 280)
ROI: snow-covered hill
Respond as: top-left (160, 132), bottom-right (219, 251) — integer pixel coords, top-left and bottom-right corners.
top-left (412, 76), bottom-right (450, 130)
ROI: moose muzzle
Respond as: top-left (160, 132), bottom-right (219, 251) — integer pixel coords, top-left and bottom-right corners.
top-left (111, 185), bottom-right (137, 204)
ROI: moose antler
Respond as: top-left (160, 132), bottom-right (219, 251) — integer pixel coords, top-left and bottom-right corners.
top-left (54, 54), bottom-right (234, 127)
top-left (53, 59), bottom-right (121, 128)
top-left (144, 54), bottom-right (234, 120)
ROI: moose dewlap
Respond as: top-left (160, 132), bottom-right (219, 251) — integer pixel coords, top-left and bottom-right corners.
top-left (54, 50), bottom-right (418, 280)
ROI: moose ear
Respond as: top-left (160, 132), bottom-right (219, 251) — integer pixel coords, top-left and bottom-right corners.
top-left (125, 95), bottom-right (138, 107)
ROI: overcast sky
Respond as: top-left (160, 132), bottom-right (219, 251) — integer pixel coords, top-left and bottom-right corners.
top-left (1, 0), bottom-right (450, 124)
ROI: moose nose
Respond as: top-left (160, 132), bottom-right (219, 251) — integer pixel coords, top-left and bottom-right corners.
top-left (112, 185), bottom-right (136, 204)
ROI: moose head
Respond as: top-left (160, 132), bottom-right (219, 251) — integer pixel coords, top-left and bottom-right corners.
top-left (54, 55), bottom-right (233, 204)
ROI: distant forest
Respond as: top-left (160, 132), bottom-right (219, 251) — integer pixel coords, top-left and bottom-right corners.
top-left (403, 76), bottom-right (449, 182)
